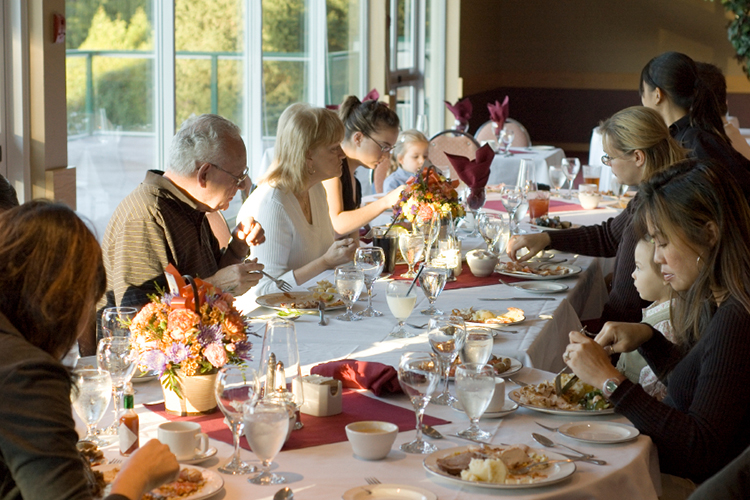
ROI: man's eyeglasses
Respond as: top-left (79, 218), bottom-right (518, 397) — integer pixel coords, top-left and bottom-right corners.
top-left (363, 131), bottom-right (395, 154)
top-left (601, 153), bottom-right (629, 166)
top-left (209, 163), bottom-right (249, 187)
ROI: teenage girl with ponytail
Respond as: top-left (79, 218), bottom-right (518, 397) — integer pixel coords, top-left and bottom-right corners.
top-left (639, 51), bottom-right (750, 196)
top-left (322, 96), bottom-right (406, 237)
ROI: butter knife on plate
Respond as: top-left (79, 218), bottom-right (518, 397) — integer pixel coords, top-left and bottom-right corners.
top-left (478, 297), bottom-right (556, 301)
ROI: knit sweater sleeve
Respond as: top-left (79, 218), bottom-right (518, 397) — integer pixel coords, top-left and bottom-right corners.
top-left (547, 204), bottom-right (632, 257)
top-left (609, 300), bottom-right (750, 482)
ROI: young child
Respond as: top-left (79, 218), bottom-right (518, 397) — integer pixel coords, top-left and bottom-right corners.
top-left (617, 238), bottom-right (675, 400)
top-left (382, 130), bottom-right (429, 193)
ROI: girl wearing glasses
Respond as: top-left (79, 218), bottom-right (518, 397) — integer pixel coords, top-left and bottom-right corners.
top-left (322, 96), bottom-right (407, 237)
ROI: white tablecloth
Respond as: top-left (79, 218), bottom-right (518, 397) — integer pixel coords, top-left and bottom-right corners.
top-left (487, 147), bottom-right (565, 187)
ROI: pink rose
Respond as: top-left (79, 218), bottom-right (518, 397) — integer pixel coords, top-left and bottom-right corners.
top-left (213, 300), bottom-right (229, 314)
top-left (204, 343), bottom-right (228, 368)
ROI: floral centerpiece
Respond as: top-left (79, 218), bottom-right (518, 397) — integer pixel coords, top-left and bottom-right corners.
top-left (129, 269), bottom-right (254, 414)
top-left (393, 165), bottom-right (465, 223)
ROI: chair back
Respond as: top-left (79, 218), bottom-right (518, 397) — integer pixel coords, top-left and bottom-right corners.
top-left (428, 130), bottom-right (481, 180)
top-left (474, 118), bottom-right (531, 147)
top-left (373, 156), bottom-right (392, 193)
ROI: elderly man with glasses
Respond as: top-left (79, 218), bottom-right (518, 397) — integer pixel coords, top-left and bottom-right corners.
top-left (96, 114), bottom-right (265, 346)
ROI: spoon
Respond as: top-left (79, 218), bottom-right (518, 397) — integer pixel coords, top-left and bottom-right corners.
top-left (531, 433), bottom-right (607, 465)
top-left (273, 487), bottom-right (294, 500)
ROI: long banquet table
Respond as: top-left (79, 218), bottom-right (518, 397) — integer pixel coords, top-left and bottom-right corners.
top-left (79, 196), bottom-right (663, 499)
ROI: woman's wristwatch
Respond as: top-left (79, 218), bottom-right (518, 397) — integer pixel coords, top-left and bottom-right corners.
top-left (602, 377), bottom-right (622, 399)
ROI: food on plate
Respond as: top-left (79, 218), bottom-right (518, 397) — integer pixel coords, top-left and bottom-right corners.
top-left (514, 375), bottom-right (612, 411)
top-left (77, 441), bottom-right (105, 466)
top-left (450, 355), bottom-right (514, 377)
top-left (436, 444), bottom-right (549, 484)
top-left (497, 261), bottom-right (571, 277)
top-left (531, 215), bottom-right (572, 229)
top-left (451, 307), bottom-right (525, 324)
top-left (309, 279), bottom-right (337, 302)
top-left (93, 467), bottom-right (207, 500)
top-left (276, 291), bottom-right (344, 309)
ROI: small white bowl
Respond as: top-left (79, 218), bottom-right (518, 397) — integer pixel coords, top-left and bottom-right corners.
top-left (345, 421), bottom-right (398, 460)
top-left (578, 192), bottom-right (602, 210)
top-left (466, 249), bottom-right (498, 277)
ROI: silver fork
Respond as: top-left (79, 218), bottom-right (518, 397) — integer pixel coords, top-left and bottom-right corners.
top-left (108, 458), bottom-right (123, 465)
top-left (260, 270), bottom-right (292, 292)
top-left (365, 477), bottom-right (382, 485)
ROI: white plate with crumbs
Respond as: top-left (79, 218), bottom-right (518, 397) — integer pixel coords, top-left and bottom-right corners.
top-left (513, 282), bottom-right (569, 294)
top-left (342, 484), bottom-right (437, 500)
top-left (557, 421), bottom-right (640, 444)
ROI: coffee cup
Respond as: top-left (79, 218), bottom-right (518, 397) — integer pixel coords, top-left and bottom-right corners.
top-left (157, 421), bottom-right (209, 460)
top-left (486, 377), bottom-right (506, 412)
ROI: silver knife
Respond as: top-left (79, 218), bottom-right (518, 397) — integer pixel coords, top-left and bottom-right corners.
top-left (478, 297), bottom-right (556, 301)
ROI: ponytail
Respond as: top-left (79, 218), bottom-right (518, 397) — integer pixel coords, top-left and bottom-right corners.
top-left (339, 95), bottom-right (400, 140)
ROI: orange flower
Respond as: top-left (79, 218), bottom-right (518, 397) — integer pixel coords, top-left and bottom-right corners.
top-left (167, 309), bottom-right (201, 341)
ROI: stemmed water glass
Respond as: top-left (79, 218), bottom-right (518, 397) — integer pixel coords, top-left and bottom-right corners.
top-left (461, 186), bottom-right (485, 238)
top-left (398, 352), bottom-right (440, 454)
top-left (611, 177), bottom-right (629, 200)
top-left (70, 368), bottom-right (112, 445)
top-left (215, 364), bottom-right (260, 475)
top-left (243, 400), bottom-right (290, 485)
top-left (499, 126), bottom-right (516, 156)
top-left (455, 363), bottom-right (496, 441)
top-left (561, 157), bottom-right (581, 199)
top-left (334, 264), bottom-right (364, 321)
top-left (549, 165), bottom-right (566, 197)
top-left (386, 281), bottom-right (418, 338)
top-left (97, 337), bottom-right (137, 439)
top-left (500, 186), bottom-right (524, 234)
top-left (418, 266), bottom-right (448, 315)
top-left (428, 314), bottom-right (467, 406)
top-left (354, 247), bottom-right (385, 317)
top-left (101, 306), bottom-right (138, 338)
top-left (477, 213), bottom-right (510, 256)
top-left (415, 209), bottom-right (440, 265)
top-left (258, 318), bottom-right (303, 429)
top-left (399, 231), bottom-right (425, 278)
top-left (461, 330), bottom-right (494, 365)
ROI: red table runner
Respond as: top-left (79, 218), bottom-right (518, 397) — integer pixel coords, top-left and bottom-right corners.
top-left (391, 263), bottom-right (523, 290)
top-left (145, 390), bottom-right (450, 452)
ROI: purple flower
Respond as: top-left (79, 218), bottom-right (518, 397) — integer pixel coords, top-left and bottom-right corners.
top-left (197, 324), bottom-right (223, 346)
top-left (166, 343), bottom-right (188, 364)
top-left (233, 340), bottom-right (253, 361)
top-left (140, 349), bottom-right (167, 375)
top-left (161, 292), bottom-right (178, 307)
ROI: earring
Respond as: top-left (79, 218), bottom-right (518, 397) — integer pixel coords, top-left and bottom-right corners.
top-left (697, 255), bottom-right (701, 265)
top-left (307, 167), bottom-right (315, 175)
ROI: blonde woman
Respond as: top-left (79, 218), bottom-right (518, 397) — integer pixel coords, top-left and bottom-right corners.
top-left (507, 106), bottom-right (686, 327)
top-left (323, 96), bottom-right (405, 237)
top-left (237, 103), bottom-right (357, 299)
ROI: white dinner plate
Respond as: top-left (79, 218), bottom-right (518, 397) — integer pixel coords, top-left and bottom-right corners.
top-left (513, 282), bottom-right (569, 294)
top-left (528, 145), bottom-right (556, 151)
top-left (528, 223), bottom-right (581, 232)
top-left (95, 464), bottom-right (223, 500)
top-left (179, 447), bottom-right (218, 465)
top-left (342, 483), bottom-right (437, 500)
top-left (423, 446), bottom-right (575, 489)
top-left (496, 264), bottom-right (582, 281)
top-left (256, 291), bottom-right (346, 311)
top-left (451, 399), bottom-right (519, 419)
top-left (557, 421), bottom-right (640, 444)
top-left (507, 389), bottom-right (615, 416)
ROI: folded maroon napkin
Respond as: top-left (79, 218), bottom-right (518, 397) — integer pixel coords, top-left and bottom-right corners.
top-left (363, 88), bottom-right (380, 102)
top-left (487, 96), bottom-right (509, 129)
top-left (310, 359), bottom-right (402, 396)
top-left (445, 98), bottom-right (473, 123)
top-left (446, 144), bottom-right (494, 209)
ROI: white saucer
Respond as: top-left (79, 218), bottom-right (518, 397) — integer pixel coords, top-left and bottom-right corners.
top-left (343, 483), bottom-right (437, 500)
top-left (513, 282), bottom-right (569, 294)
top-left (451, 399), bottom-right (519, 419)
top-left (179, 447), bottom-right (217, 464)
top-left (557, 422), bottom-right (639, 444)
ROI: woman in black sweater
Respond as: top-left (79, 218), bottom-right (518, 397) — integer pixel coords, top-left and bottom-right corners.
top-left (564, 160), bottom-right (750, 487)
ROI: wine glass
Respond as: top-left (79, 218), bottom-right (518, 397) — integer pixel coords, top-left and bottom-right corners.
top-left (455, 363), bottom-right (496, 441)
top-left (477, 213), bottom-right (509, 255)
top-left (427, 314), bottom-right (467, 406)
top-left (500, 186), bottom-right (524, 234)
top-left (414, 209), bottom-right (440, 265)
top-left (215, 364), bottom-right (260, 475)
top-left (549, 165), bottom-right (566, 197)
top-left (461, 330), bottom-right (494, 365)
top-left (516, 159), bottom-right (538, 193)
top-left (97, 337), bottom-right (137, 439)
top-left (561, 157), bottom-right (581, 199)
top-left (611, 177), bottom-right (629, 200)
top-left (334, 264), bottom-right (365, 321)
top-left (258, 318), bottom-right (303, 429)
top-left (101, 306), bottom-right (138, 338)
top-left (243, 400), bottom-right (290, 485)
top-left (397, 352), bottom-right (440, 454)
top-left (398, 231), bottom-right (425, 278)
top-left (499, 126), bottom-right (516, 156)
top-left (354, 247), bottom-right (385, 317)
top-left (461, 186), bottom-right (485, 238)
top-left (386, 281), bottom-right (418, 338)
top-left (70, 368), bottom-right (112, 445)
top-left (418, 266), bottom-right (448, 315)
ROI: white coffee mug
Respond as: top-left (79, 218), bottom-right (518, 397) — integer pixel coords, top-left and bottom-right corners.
top-left (157, 421), bottom-right (209, 460)
top-left (486, 377), bottom-right (506, 412)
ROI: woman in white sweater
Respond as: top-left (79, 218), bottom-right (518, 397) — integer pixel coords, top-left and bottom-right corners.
top-left (237, 103), bottom-right (357, 300)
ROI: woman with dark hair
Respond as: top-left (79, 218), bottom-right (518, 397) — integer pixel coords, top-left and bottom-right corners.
top-left (508, 106), bottom-right (686, 327)
top-left (322, 96), bottom-right (405, 237)
top-left (0, 201), bottom-right (179, 500)
top-left (640, 51), bottom-right (750, 195)
top-left (562, 160), bottom-right (750, 489)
